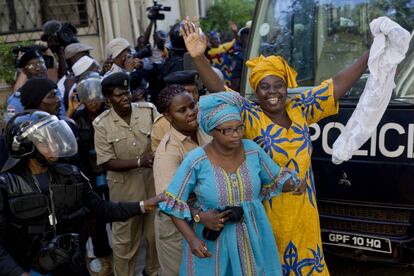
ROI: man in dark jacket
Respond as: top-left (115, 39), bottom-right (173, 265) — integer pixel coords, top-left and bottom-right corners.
top-left (0, 110), bottom-right (161, 276)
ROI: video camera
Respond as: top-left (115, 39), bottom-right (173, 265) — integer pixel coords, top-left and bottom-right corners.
top-left (12, 44), bottom-right (54, 69)
top-left (147, 0), bottom-right (171, 21)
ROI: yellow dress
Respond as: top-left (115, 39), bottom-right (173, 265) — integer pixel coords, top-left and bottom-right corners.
top-left (241, 79), bottom-right (338, 275)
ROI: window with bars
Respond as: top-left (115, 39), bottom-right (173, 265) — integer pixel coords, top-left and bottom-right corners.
top-left (0, 0), bottom-right (98, 39)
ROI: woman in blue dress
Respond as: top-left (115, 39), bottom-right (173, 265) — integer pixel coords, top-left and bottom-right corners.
top-left (159, 92), bottom-right (305, 275)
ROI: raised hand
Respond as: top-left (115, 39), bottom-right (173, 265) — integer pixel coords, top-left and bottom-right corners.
top-left (66, 91), bottom-right (81, 118)
top-left (229, 21), bottom-right (238, 33)
top-left (180, 16), bottom-right (207, 58)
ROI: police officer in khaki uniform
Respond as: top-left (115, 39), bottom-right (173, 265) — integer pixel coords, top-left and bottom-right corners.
top-left (93, 72), bottom-right (159, 276)
top-left (151, 70), bottom-right (200, 153)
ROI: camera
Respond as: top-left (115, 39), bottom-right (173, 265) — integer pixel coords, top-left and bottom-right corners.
top-left (147, 0), bottom-right (171, 21)
top-left (36, 233), bottom-right (80, 272)
top-left (12, 45), bottom-right (55, 69)
top-left (130, 45), bottom-right (153, 59)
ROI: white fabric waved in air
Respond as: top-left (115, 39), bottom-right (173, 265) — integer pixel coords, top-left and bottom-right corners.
top-left (332, 16), bottom-right (411, 165)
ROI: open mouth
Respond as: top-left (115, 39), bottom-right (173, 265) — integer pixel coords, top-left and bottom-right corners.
top-left (267, 97), bottom-right (280, 105)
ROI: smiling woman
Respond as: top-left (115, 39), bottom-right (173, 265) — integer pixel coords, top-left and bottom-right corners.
top-left (180, 16), bottom-right (369, 275)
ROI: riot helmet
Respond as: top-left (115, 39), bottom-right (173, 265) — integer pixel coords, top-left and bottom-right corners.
top-left (4, 110), bottom-right (78, 168)
top-left (76, 75), bottom-right (104, 104)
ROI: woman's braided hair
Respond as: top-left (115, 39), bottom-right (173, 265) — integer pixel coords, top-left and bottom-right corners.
top-left (157, 84), bottom-right (188, 113)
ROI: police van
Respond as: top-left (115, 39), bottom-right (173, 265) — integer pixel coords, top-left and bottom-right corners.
top-left (243, 0), bottom-right (414, 265)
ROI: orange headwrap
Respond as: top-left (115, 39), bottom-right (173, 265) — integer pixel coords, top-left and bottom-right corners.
top-left (246, 55), bottom-right (298, 91)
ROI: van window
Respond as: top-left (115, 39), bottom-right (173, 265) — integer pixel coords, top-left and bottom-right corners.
top-left (246, 0), bottom-right (414, 102)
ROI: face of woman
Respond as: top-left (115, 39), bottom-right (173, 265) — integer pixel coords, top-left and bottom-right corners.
top-left (211, 120), bottom-right (244, 150)
top-left (255, 75), bottom-right (288, 114)
top-left (165, 92), bottom-right (199, 134)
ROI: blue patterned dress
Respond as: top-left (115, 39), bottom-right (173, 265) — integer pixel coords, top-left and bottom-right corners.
top-left (159, 139), bottom-right (297, 276)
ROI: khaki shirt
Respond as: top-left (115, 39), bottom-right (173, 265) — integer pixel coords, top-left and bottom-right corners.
top-left (153, 126), bottom-right (211, 194)
top-left (150, 115), bottom-right (171, 153)
top-left (93, 102), bottom-right (159, 201)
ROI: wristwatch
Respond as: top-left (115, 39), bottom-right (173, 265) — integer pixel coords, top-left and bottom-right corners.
top-left (193, 210), bottom-right (201, 223)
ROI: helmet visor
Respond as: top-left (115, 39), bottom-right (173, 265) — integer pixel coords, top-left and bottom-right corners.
top-left (76, 77), bottom-right (104, 103)
top-left (26, 117), bottom-right (78, 159)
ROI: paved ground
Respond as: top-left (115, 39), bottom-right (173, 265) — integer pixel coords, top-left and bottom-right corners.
top-left (327, 255), bottom-right (414, 275)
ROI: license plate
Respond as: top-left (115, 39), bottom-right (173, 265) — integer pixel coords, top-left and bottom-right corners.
top-left (322, 231), bottom-right (392, 254)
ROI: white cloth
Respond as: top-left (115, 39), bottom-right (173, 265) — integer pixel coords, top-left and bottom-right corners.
top-left (332, 17), bottom-right (411, 164)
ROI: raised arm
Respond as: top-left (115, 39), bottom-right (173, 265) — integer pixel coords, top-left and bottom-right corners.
top-left (181, 17), bottom-right (226, 93)
top-left (143, 20), bottom-right (154, 45)
top-left (332, 51), bottom-right (369, 100)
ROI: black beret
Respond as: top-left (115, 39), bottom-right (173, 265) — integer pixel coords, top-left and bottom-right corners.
top-left (102, 72), bottom-right (129, 88)
top-left (101, 72), bottom-right (129, 97)
top-left (20, 78), bottom-right (57, 109)
top-left (163, 70), bottom-right (198, 85)
top-left (17, 50), bottom-right (42, 68)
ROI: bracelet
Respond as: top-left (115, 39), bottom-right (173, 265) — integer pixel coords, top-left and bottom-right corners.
top-left (137, 158), bottom-right (141, 168)
top-left (139, 201), bottom-right (146, 214)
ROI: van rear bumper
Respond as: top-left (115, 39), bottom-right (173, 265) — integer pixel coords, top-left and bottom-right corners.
top-left (319, 200), bottom-right (414, 265)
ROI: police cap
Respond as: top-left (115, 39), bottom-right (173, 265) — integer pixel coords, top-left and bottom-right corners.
top-left (163, 70), bottom-right (198, 85)
top-left (101, 72), bottom-right (129, 97)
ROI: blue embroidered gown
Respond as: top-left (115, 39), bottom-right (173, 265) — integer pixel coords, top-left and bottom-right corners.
top-left (159, 139), bottom-right (296, 276)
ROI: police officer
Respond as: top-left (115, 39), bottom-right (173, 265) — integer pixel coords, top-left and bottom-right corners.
top-left (1, 78), bottom-right (70, 171)
top-left (0, 110), bottom-right (162, 276)
top-left (72, 76), bottom-right (112, 274)
top-left (93, 72), bottom-right (159, 276)
top-left (151, 70), bottom-right (200, 152)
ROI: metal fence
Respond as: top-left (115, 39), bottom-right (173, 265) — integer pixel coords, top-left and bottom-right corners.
top-left (0, 0), bottom-right (99, 42)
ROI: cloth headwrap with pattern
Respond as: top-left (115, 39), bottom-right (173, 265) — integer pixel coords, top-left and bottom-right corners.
top-left (198, 92), bottom-right (243, 133)
top-left (246, 55), bottom-right (298, 91)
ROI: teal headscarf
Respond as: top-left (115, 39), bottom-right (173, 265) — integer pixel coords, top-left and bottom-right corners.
top-left (198, 92), bottom-right (243, 133)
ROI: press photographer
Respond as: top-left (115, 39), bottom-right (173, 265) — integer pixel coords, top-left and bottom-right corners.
top-left (5, 46), bottom-right (67, 123)
top-left (0, 110), bottom-right (163, 276)
top-left (41, 20), bottom-right (80, 80)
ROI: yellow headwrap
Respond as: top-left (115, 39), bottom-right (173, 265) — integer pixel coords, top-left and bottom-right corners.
top-left (246, 55), bottom-right (298, 91)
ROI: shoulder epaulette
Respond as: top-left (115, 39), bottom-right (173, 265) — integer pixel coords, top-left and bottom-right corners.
top-left (153, 114), bottom-right (165, 124)
top-left (135, 101), bottom-right (156, 109)
top-left (93, 109), bottom-right (110, 125)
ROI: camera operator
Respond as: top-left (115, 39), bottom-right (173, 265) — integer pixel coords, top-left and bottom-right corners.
top-left (41, 20), bottom-right (79, 81)
top-left (5, 49), bottom-right (66, 123)
top-left (104, 38), bottom-right (145, 77)
top-left (0, 110), bottom-right (163, 276)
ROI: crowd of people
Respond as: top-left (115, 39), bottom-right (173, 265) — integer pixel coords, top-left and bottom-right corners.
top-left (0, 15), bottom-right (369, 276)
